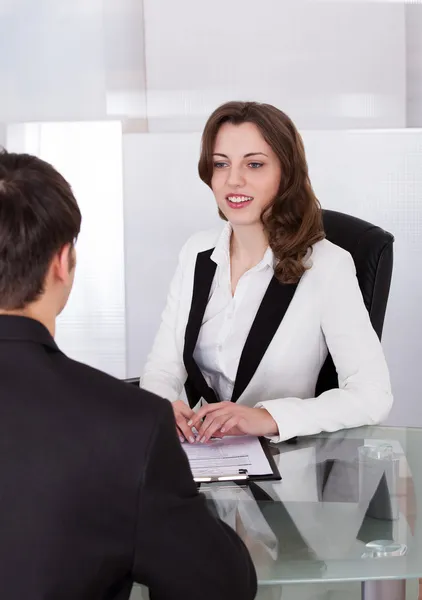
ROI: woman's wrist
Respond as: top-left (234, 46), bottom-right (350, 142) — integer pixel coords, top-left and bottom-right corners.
top-left (258, 407), bottom-right (279, 436)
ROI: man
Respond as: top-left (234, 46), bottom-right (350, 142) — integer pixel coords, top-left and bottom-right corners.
top-left (0, 149), bottom-right (257, 600)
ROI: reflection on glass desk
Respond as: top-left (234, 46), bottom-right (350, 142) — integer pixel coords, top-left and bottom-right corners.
top-left (135, 426), bottom-right (421, 600)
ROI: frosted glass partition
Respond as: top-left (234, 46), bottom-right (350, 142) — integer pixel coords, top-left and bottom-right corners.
top-left (123, 128), bottom-right (422, 426)
top-left (7, 121), bottom-right (127, 378)
top-left (0, 0), bottom-right (147, 123)
top-left (143, 0), bottom-right (406, 131)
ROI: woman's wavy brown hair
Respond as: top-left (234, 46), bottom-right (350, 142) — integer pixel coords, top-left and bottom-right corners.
top-left (198, 101), bottom-right (325, 284)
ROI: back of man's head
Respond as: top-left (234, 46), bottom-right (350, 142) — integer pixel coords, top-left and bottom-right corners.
top-left (0, 149), bottom-right (81, 311)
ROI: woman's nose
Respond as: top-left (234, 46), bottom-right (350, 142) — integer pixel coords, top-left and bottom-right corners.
top-left (226, 166), bottom-right (246, 187)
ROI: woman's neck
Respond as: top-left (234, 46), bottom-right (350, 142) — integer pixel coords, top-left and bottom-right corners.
top-left (230, 223), bottom-right (269, 269)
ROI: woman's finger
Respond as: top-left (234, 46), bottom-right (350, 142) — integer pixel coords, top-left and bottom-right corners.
top-left (195, 407), bottom-right (229, 438)
top-left (188, 402), bottom-right (229, 428)
top-left (220, 416), bottom-right (242, 434)
top-left (198, 411), bottom-right (234, 443)
top-left (175, 414), bottom-right (196, 444)
top-left (176, 403), bottom-right (195, 420)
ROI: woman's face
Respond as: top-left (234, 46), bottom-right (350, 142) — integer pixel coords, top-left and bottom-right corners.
top-left (211, 121), bottom-right (281, 228)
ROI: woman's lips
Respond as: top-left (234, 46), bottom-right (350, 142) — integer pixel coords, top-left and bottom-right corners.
top-left (225, 194), bottom-right (254, 209)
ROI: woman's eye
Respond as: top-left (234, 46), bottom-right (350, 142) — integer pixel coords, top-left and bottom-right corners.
top-left (213, 162), bottom-right (229, 169)
top-left (248, 162), bottom-right (263, 169)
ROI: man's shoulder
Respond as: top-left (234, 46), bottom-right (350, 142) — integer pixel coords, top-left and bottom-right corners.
top-left (61, 356), bottom-right (171, 423)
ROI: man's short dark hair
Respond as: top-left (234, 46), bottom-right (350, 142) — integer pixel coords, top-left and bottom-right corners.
top-left (0, 149), bottom-right (82, 309)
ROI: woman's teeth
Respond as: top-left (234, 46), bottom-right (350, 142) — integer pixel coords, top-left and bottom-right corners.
top-left (227, 196), bottom-right (253, 204)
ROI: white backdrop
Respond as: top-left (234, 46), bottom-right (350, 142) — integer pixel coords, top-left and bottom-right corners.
top-left (123, 128), bottom-right (422, 427)
top-left (0, 0), bottom-right (147, 123)
top-left (143, 0), bottom-right (406, 131)
top-left (406, 3), bottom-right (422, 126)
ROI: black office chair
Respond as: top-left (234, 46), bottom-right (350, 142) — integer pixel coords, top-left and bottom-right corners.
top-left (316, 209), bottom-right (394, 394)
top-left (124, 209), bottom-right (395, 396)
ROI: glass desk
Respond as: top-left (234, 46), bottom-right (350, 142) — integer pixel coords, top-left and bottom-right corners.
top-left (135, 426), bottom-right (421, 600)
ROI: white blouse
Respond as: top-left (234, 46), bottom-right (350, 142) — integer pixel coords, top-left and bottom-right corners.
top-left (193, 224), bottom-right (275, 402)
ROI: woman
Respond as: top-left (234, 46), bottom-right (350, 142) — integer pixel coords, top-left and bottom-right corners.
top-left (141, 101), bottom-right (393, 444)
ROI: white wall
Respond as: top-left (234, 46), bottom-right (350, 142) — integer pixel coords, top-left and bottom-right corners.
top-left (0, 1), bottom-right (105, 121)
top-left (0, 0), bottom-right (408, 129)
top-left (0, 0), bottom-right (147, 123)
top-left (405, 4), bottom-right (422, 127)
top-left (122, 132), bottom-right (220, 377)
top-left (123, 128), bottom-right (422, 427)
top-left (103, 0), bottom-right (148, 123)
top-left (143, 0), bottom-right (406, 131)
top-left (0, 124), bottom-right (6, 148)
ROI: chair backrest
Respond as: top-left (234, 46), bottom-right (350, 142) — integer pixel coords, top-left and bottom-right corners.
top-left (315, 209), bottom-right (394, 395)
top-left (125, 210), bottom-right (395, 396)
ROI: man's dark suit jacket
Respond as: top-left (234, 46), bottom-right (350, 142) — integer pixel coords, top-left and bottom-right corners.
top-left (0, 315), bottom-right (257, 600)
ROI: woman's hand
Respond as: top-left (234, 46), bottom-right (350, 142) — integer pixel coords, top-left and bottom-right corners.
top-left (188, 402), bottom-right (278, 443)
top-left (171, 400), bottom-right (196, 443)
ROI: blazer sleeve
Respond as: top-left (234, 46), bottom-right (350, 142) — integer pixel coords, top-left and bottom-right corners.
top-left (257, 251), bottom-right (393, 443)
top-left (140, 243), bottom-right (189, 402)
top-left (132, 401), bottom-right (257, 600)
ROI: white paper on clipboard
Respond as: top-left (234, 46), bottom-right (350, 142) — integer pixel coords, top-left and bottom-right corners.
top-left (182, 435), bottom-right (273, 478)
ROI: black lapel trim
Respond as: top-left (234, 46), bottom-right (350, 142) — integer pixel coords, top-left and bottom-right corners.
top-left (231, 277), bottom-right (298, 403)
top-left (183, 249), bottom-right (219, 407)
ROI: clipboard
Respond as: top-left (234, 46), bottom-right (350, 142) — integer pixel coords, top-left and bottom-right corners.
top-left (189, 436), bottom-right (281, 485)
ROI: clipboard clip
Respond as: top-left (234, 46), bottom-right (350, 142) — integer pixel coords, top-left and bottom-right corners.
top-left (194, 468), bottom-right (249, 484)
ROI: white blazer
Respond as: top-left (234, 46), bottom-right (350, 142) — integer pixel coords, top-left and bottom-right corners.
top-left (141, 227), bottom-right (393, 442)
